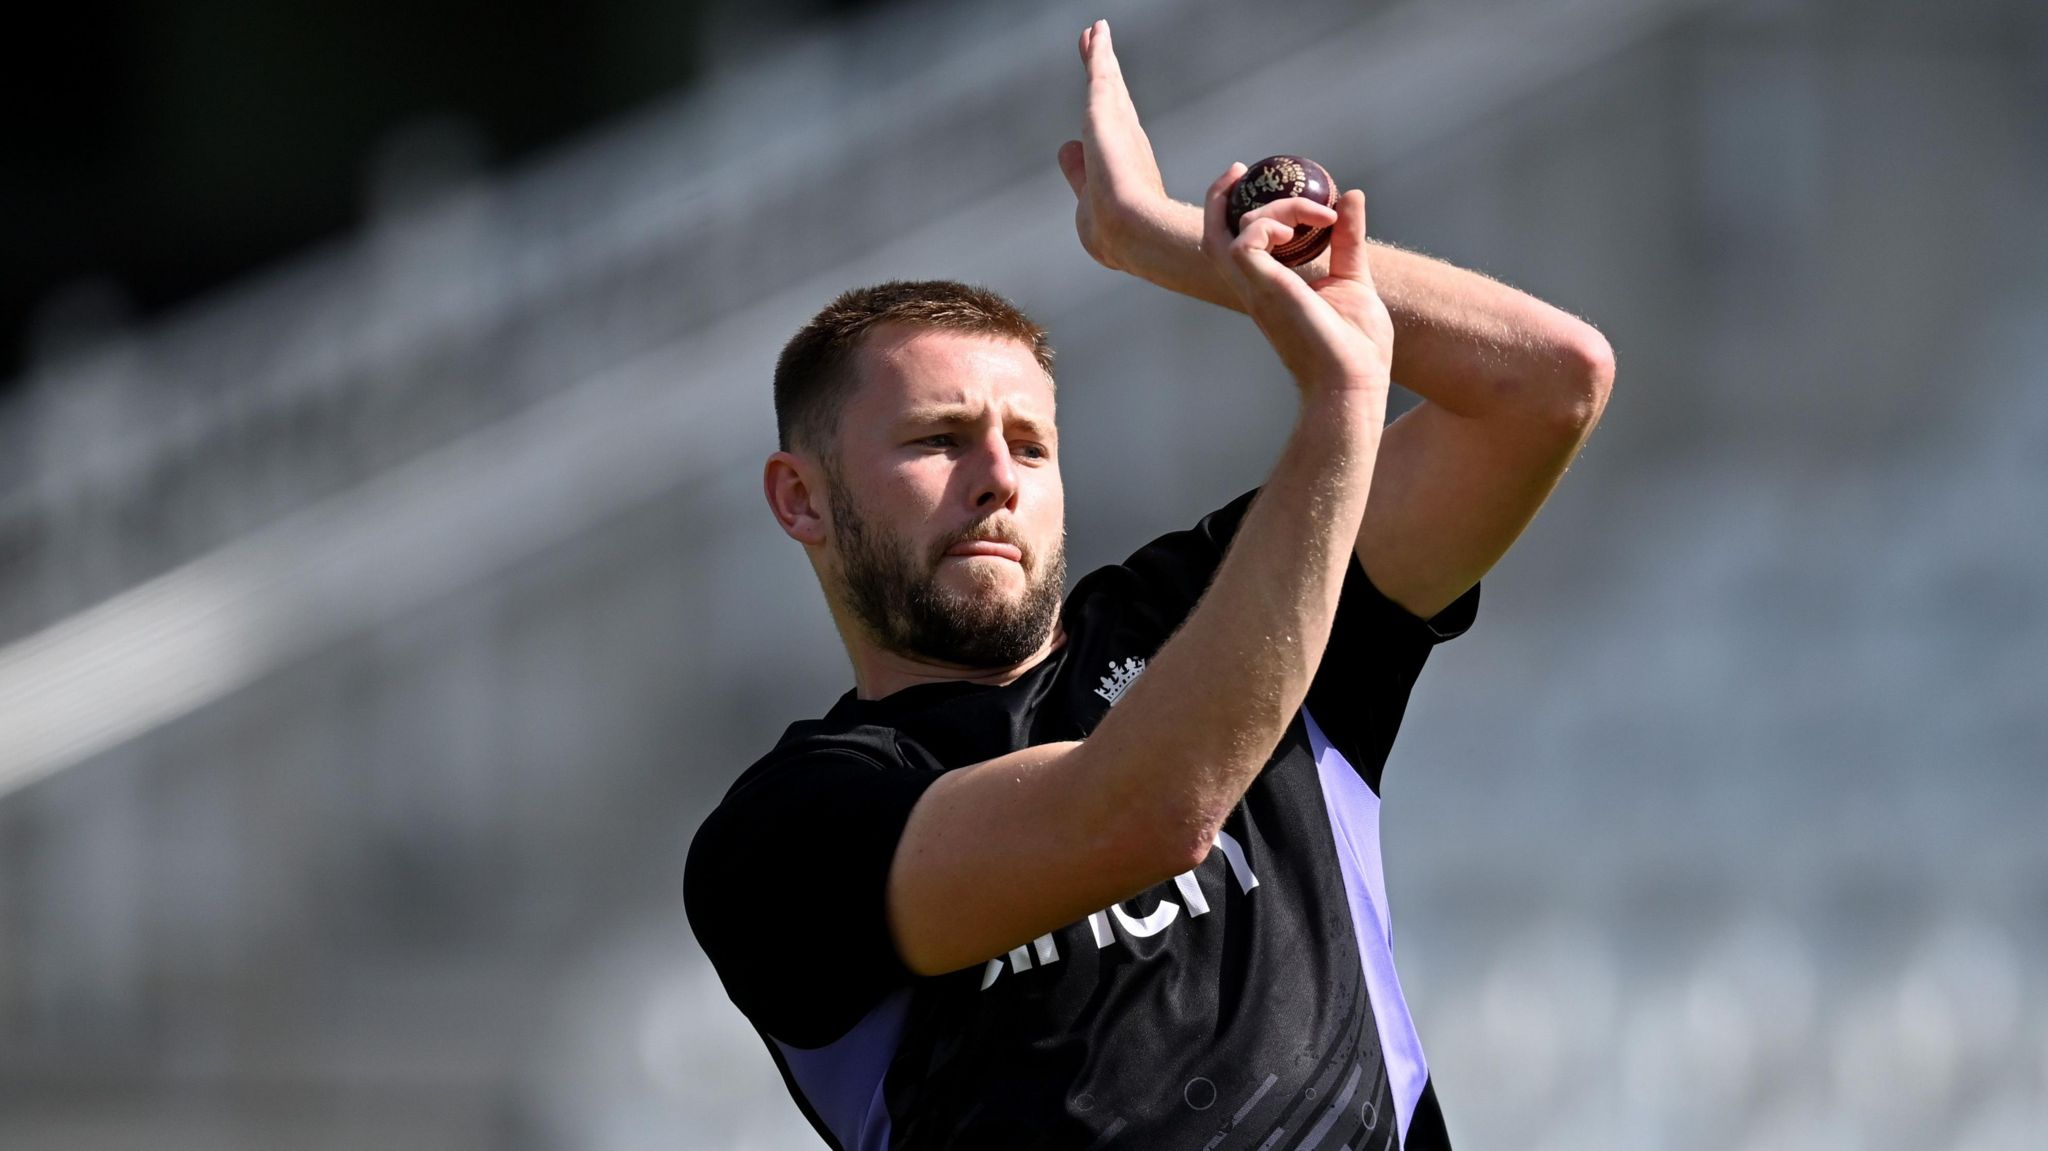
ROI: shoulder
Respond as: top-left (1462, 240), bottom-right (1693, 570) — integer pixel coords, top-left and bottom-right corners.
top-left (1120, 489), bottom-right (1260, 579)
top-left (719, 726), bottom-right (903, 805)
top-left (688, 730), bottom-right (930, 869)
top-left (1064, 489), bottom-right (1264, 626)
top-left (684, 732), bottom-right (943, 1047)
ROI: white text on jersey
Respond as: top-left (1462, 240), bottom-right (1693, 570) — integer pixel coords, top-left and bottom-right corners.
top-left (980, 828), bottom-right (1259, 990)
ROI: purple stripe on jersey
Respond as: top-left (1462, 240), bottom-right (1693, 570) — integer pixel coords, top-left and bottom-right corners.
top-left (773, 988), bottom-right (911, 1151)
top-left (1302, 708), bottom-right (1428, 1142)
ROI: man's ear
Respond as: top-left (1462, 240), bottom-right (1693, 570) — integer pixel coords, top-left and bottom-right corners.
top-left (764, 451), bottom-right (829, 546)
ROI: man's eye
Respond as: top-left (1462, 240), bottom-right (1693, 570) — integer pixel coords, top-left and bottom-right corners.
top-left (918, 434), bottom-right (956, 448)
top-left (1016, 443), bottom-right (1050, 461)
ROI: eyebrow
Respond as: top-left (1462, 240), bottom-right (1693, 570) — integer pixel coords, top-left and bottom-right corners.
top-left (899, 405), bottom-right (1056, 439)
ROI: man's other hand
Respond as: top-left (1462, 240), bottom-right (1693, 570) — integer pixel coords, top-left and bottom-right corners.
top-left (1202, 165), bottom-right (1394, 405)
top-left (1056, 20), bottom-right (1169, 275)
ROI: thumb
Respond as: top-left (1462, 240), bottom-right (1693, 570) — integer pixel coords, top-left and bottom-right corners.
top-left (1324, 189), bottom-right (1374, 291)
top-left (1057, 140), bottom-right (1087, 197)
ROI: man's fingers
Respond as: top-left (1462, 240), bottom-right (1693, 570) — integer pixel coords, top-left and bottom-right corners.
top-left (1057, 140), bottom-right (1087, 197)
top-left (1086, 20), bottom-right (1120, 85)
top-left (1206, 163), bottom-right (1333, 315)
top-left (1237, 197), bottom-right (1339, 233)
top-left (1085, 21), bottom-right (1135, 123)
top-left (1324, 190), bottom-right (1374, 289)
top-left (1229, 210), bottom-right (1330, 319)
top-left (1202, 163), bottom-right (1249, 258)
top-left (1237, 218), bottom-right (1299, 257)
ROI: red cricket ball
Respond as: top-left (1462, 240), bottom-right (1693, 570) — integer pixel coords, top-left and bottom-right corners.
top-left (1225, 154), bottom-right (1337, 267)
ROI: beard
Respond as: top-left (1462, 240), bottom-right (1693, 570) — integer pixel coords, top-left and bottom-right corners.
top-left (828, 474), bottom-right (1066, 669)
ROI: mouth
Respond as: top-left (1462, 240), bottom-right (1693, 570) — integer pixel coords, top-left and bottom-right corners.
top-left (943, 539), bottom-right (1025, 563)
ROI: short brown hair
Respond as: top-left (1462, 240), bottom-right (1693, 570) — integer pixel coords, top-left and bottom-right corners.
top-left (773, 280), bottom-right (1054, 454)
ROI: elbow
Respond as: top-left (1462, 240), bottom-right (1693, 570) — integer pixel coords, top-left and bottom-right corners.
top-left (1542, 322), bottom-right (1615, 437)
top-left (1152, 797), bottom-right (1233, 877)
top-left (1097, 781), bottom-right (1223, 883)
top-left (1162, 820), bottom-right (1221, 878)
top-left (1078, 806), bottom-right (1215, 902)
top-left (1073, 755), bottom-right (1221, 888)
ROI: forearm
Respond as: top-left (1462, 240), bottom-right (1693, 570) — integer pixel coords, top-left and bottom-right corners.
top-left (1367, 240), bottom-right (1610, 421)
top-left (1109, 198), bottom-right (1243, 311)
top-left (1080, 392), bottom-right (1385, 864)
top-left (1115, 202), bottom-right (1608, 420)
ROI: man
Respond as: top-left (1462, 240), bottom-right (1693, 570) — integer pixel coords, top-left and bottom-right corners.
top-left (684, 20), bottom-right (1612, 1150)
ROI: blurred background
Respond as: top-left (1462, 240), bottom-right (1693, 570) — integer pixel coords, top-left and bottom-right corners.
top-left (2, 0), bottom-right (2044, 1147)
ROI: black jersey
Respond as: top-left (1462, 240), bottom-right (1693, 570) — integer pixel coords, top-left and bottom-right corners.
top-left (685, 489), bottom-right (1477, 1150)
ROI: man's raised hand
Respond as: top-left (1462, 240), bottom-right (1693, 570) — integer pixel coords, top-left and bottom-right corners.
top-left (1202, 164), bottom-right (1395, 404)
top-left (1056, 20), bottom-right (1169, 274)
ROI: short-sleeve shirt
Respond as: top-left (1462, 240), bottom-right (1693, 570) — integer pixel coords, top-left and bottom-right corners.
top-left (685, 489), bottom-right (1477, 1150)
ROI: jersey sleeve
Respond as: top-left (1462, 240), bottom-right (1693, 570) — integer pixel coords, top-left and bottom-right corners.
top-left (1117, 486), bottom-right (1478, 794)
top-left (683, 747), bottom-right (939, 1048)
top-left (1304, 557), bottom-right (1479, 793)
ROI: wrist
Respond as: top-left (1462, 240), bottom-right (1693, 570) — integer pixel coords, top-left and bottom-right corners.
top-left (1109, 199), bottom-right (1204, 282)
top-left (1296, 386), bottom-right (1388, 432)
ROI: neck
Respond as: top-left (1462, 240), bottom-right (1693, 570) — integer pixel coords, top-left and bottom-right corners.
top-left (847, 621), bottom-right (1066, 700)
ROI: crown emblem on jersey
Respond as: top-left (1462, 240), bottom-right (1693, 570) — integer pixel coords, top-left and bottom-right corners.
top-left (1093, 657), bottom-right (1147, 706)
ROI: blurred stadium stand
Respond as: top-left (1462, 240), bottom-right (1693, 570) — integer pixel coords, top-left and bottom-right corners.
top-left (1, 0), bottom-right (2044, 1146)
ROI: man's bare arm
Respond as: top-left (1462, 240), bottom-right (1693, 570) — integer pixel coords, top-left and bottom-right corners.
top-left (888, 170), bottom-right (1393, 978)
top-left (1059, 19), bottom-right (1615, 618)
top-left (1338, 244), bottom-right (1612, 616)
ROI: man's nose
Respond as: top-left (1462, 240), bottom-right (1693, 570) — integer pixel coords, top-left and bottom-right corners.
top-left (969, 431), bottom-right (1020, 511)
